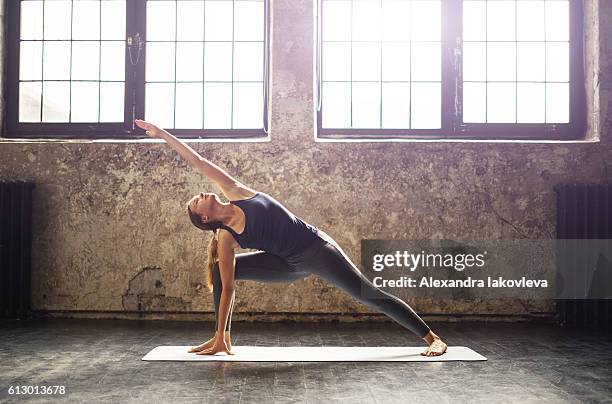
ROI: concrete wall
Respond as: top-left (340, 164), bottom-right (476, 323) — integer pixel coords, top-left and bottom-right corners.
top-left (1, 0), bottom-right (610, 323)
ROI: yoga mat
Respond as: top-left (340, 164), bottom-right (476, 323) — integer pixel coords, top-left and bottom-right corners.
top-left (142, 346), bottom-right (487, 362)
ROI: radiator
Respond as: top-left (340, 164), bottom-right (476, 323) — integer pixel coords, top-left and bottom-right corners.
top-left (0, 181), bottom-right (35, 319)
top-left (554, 183), bottom-right (612, 331)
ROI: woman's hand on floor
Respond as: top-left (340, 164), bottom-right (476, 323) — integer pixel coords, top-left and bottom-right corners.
top-left (134, 119), bottom-right (163, 138)
top-left (195, 338), bottom-right (235, 356)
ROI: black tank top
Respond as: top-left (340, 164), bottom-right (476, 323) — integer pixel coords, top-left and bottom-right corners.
top-left (218, 192), bottom-right (320, 258)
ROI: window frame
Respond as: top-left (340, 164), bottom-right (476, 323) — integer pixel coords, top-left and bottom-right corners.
top-left (315, 0), bottom-right (587, 141)
top-left (4, 0), bottom-right (271, 140)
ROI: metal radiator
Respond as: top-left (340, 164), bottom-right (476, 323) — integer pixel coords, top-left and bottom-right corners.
top-left (0, 181), bottom-right (35, 319)
top-left (554, 183), bottom-right (612, 331)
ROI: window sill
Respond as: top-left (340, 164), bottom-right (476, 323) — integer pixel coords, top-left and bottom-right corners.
top-left (0, 135), bottom-right (272, 144)
top-left (314, 137), bottom-right (599, 144)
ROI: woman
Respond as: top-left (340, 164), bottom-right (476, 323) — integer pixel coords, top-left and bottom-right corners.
top-left (134, 119), bottom-right (448, 357)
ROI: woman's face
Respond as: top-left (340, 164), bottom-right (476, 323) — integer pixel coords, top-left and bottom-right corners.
top-left (188, 192), bottom-right (220, 222)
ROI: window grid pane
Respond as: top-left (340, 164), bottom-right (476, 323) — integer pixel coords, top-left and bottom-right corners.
top-left (321, 0), bottom-right (442, 130)
top-left (17, 0), bottom-right (126, 123)
top-left (144, 0), bottom-right (265, 130)
top-left (462, 0), bottom-right (570, 124)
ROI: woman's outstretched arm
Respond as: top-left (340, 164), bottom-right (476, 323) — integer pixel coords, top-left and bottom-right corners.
top-left (134, 119), bottom-right (241, 193)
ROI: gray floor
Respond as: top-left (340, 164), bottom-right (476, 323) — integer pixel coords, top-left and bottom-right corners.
top-left (0, 319), bottom-right (611, 403)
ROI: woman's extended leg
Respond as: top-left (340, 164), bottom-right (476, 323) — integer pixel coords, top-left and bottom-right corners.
top-left (212, 250), bottom-right (310, 332)
top-left (292, 232), bottom-right (446, 354)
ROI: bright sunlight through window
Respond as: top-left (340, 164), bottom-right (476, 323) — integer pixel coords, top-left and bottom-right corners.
top-left (144, 0), bottom-right (265, 130)
top-left (18, 0), bottom-right (126, 123)
top-left (463, 0), bottom-right (570, 124)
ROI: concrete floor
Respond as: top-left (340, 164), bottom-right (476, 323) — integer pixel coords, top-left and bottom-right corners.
top-left (0, 319), bottom-right (611, 403)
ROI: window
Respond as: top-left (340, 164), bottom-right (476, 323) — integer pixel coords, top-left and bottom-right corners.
top-left (11, 0), bottom-right (127, 130)
top-left (315, 0), bottom-right (586, 140)
top-left (5, 0), bottom-right (270, 139)
top-left (463, 0), bottom-right (571, 123)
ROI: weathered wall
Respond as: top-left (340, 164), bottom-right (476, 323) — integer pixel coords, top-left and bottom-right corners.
top-left (0, 0), bottom-right (610, 323)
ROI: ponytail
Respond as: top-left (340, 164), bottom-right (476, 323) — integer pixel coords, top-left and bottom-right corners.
top-left (206, 229), bottom-right (219, 291)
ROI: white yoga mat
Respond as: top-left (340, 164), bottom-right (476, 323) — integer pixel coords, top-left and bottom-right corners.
top-left (142, 346), bottom-right (487, 362)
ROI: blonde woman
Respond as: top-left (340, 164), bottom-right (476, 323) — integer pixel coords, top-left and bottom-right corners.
top-left (134, 119), bottom-right (447, 357)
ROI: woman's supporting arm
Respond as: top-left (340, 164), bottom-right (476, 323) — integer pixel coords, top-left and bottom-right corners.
top-left (216, 232), bottom-right (237, 335)
top-left (134, 119), bottom-right (239, 190)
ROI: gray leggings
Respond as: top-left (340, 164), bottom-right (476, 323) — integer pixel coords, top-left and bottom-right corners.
top-left (212, 230), bottom-right (431, 339)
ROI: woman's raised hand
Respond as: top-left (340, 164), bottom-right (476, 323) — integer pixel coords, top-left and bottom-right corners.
top-left (134, 119), bottom-right (163, 138)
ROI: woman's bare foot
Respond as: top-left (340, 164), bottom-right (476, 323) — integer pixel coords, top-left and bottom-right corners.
top-left (188, 332), bottom-right (232, 353)
top-left (421, 330), bottom-right (448, 356)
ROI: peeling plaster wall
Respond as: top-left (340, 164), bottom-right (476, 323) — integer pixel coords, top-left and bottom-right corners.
top-left (0, 0), bottom-right (611, 322)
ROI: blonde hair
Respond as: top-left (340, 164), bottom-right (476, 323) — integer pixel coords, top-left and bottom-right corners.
top-left (186, 202), bottom-right (221, 291)
top-left (205, 229), bottom-right (219, 291)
